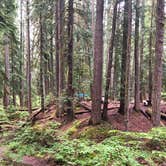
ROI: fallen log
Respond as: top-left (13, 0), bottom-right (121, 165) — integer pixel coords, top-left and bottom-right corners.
top-left (145, 109), bottom-right (165, 126)
top-left (77, 103), bottom-right (91, 112)
top-left (77, 102), bottom-right (119, 113)
top-left (75, 110), bottom-right (90, 115)
top-left (17, 107), bottom-right (39, 112)
top-left (146, 109), bottom-right (166, 120)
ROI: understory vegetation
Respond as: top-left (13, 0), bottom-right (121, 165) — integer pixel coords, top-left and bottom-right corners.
top-left (0, 108), bottom-right (166, 166)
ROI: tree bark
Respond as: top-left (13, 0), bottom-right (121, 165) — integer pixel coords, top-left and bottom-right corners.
top-left (119, 0), bottom-right (132, 131)
top-left (148, 0), bottom-right (155, 106)
top-left (55, 1), bottom-right (59, 98)
top-left (112, 3), bottom-right (121, 100)
top-left (102, 0), bottom-right (120, 121)
top-left (91, 0), bottom-right (104, 125)
top-left (26, 0), bottom-right (32, 114)
top-left (19, 0), bottom-right (24, 107)
top-left (134, 0), bottom-right (140, 111)
top-left (39, 13), bottom-right (45, 112)
top-left (140, 0), bottom-right (145, 102)
top-left (152, 0), bottom-right (165, 127)
top-left (66, 0), bottom-right (74, 122)
top-left (3, 35), bottom-right (10, 108)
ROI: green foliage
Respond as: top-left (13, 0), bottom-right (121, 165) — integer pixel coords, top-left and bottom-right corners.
top-left (4, 121), bottom-right (60, 162)
top-left (4, 106), bottom-right (29, 121)
top-left (161, 92), bottom-right (166, 101)
top-left (2, 121), bottom-right (166, 166)
top-left (0, 106), bottom-right (9, 122)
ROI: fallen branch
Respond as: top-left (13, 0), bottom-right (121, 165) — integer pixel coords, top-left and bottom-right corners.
top-left (0, 121), bottom-right (12, 125)
top-left (139, 109), bottom-right (151, 120)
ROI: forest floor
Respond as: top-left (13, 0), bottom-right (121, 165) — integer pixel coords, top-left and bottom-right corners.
top-left (0, 101), bottom-right (166, 166)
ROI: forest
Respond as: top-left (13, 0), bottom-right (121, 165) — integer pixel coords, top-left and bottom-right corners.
top-left (0, 0), bottom-right (166, 165)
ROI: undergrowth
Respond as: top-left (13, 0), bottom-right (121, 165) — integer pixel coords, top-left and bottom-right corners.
top-left (0, 108), bottom-right (166, 166)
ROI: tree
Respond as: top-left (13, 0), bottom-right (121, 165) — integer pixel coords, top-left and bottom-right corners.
top-left (19, 0), bottom-right (24, 107)
top-left (3, 35), bottom-right (10, 108)
top-left (148, 0), bottom-right (155, 106)
top-left (66, 0), bottom-right (75, 122)
top-left (102, 0), bottom-right (121, 120)
top-left (134, 0), bottom-right (140, 111)
top-left (39, 12), bottom-right (45, 111)
top-left (152, 0), bottom-right (165, 127)
top-left (91, 0), bottom-right (104, 125)
top-left (119, 0), bottom-right (132, 130)
top-left (112, 3), bottom-right (122, 101)
top-left (26, 0), bottom-right (32, 114)
top-left (55, 0), bottom-right (65, 118)
top-left (55, 0), bottom-right (59, 98)
top-left (140, 0), bottom-right (145, 102)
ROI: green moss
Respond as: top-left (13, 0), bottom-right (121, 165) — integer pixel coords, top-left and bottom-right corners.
top-left (78, 122), bottom-right (112, 142)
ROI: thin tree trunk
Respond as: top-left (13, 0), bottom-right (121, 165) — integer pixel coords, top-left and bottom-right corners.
top-left (49, 14), bottom-right (54, 92)
top-left (91, 0), bottom-right (104, 125)
top-left (134, 0), bottom-right (140, 111)
top-left (55, 0), bottom-right (65, 118)
top-left (102, 0), bottom-right (120, 120)
top-left (39, 13), bottom-right (45, 111)
top-left (119, 0), bottom-right (132, 131)
top-left (66, 0), bottom-right (74, 122)
top-left (112, 3), bottom-right (121, 100)
top-left (59, 0), bottom-right (65, 93)
top-left (19, 0), bottom-right (24, 107)
top-left (3, 35), bottom-right (10, 108)
top-left (55, 1), bottom-right (59, 97)
top-left (140, 0), bottom-right (145, 102)
top-left (11, 42), bottom-right (16, 106)
top-left (90, 0), bottom-right (95, 99)
top-left (152, 0), bottom-right (165, 127)
top-left (26, 0), bottom-right (32, 114)
top-left (148, 0), bottom-right (155, 105)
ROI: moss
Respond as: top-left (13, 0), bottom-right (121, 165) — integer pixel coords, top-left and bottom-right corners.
top-left (65, 120), bottom-right (82, 136)
top-left (78, 122), bottom-right (112, 142)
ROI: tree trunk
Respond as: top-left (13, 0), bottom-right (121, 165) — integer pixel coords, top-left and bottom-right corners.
top-left (19, 0), bottom-right (24, 107)
top-left (91, 0), bottom-right (104, 125)
top-left (134, 0), bottom-right (140, 111)
top-left (119, 0), bottom-right (132, 131)
top-left (90, 0), bottom-right (95, 99)
top-left (49, 13), bottom-right (54, 92)
top-left (3, 35), bottom-right (10, 108)
top-left (26, 0), bottom-right (32, 114)
top-left (112, 3), bottom-right (121, 100)
top-left (66, 0), bottom-right (74, 122)
top-left (148, 0), bottom-right (155, 106)
top-left (55, 0), bottom-right (65, 118)
top-left (152, 0), bottom-right (165, 127)
top-left (102, 0), bottom-right (119, 121)
top-left (11, 42), bottom-right (16, 106)
top-left (140, 0), bottom-right (145, 102)
top-left (39, 13), bottom-right (45, 112)
top-left (59, 0), bottom-right (65, 94)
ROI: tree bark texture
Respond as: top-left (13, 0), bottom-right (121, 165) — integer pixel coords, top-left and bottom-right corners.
top-left (152, 0), bottom-right (165, 127)
top-left (91, 0), bottom-right (104, 125)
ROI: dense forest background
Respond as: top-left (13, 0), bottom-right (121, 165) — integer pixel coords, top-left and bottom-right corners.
top-left (0, 0), bottom-right (166, 165)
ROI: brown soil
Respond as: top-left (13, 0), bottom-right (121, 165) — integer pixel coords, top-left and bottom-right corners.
top-left (32, 101), bottom-right (166, 133)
